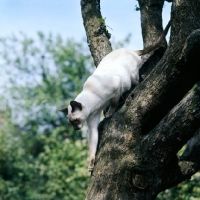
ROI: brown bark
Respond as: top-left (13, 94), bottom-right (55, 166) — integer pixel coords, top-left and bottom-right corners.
top-left (138, 0), bottom-right (166, 47)
top-left (138, 0), bottom-right (169, 82)
top-left (133, 83), bottom-right (200, 197)
top-left (82, 0), bottom-right (200, 199)
top-left (138, 0), bottom-right (167, 70)
top-left (161, 128), bottom-right (200, 191)
top-left (81, 0), bottom-right (112, 67)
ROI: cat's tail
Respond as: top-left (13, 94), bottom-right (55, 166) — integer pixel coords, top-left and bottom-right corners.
top-left (135, 20), bottom-right (171, 56)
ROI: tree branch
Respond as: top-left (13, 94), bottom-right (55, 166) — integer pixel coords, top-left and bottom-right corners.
top-left (138, 0), bottom-right (166, 47)
top-left (135, 83), bottom-right (200, 193)
top-left (161, 128), bottom-right (200, 190)
top-left (138, 0), bottom-right (168, 63)
top-left (137, 0), bottom-right (168, 80)
top-left (80, 0), bottom-right (112, 66)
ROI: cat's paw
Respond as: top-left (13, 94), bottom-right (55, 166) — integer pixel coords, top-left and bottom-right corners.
top-left (88, 165), bottom-right (94, 172)
top-left (105, 113), bottom-right (111, 118)
top-left (105, 107), bottom-right (117, 118)
top-left (105, 111), bottom-right (113, 118)
top-left (88, 158), bottom-right (95, 172)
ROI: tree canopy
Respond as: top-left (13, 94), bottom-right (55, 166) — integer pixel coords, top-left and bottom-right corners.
top-left (0, 33), bottom-right (92, 199)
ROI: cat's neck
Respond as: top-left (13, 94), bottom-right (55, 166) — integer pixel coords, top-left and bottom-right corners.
top-left (75, 90), bottom-right (103, 116)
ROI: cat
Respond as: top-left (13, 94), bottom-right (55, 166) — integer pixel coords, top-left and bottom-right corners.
top-left (60, 21), bottom-right (171, 172)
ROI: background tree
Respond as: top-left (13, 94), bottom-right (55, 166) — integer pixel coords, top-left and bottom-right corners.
top-left (81, 0), bottom-right (200, 199)
top-left (0, 34), bottom-right (92, 199)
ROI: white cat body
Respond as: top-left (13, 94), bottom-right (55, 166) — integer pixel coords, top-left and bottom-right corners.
top-left (93, 48), bottom-right (142, 87)
top-left (60, 21), bottom-right (171, 172)
top-left (61, 48), bottom-right (142, 171)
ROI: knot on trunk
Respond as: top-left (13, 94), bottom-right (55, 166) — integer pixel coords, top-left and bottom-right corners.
top-left (132, 174), bottom-right (149, 189)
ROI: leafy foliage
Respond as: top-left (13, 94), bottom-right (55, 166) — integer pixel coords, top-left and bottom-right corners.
top-left (0, 33), bottom-right (93, 139)
top-left (97, 17), bottom-right (113, 30)
top-left (0, 33), bottom-right (92, 199)
top-left (157, 173), bottom-right (200, 200)
top-left (0, 114), bottom-right (89, 199)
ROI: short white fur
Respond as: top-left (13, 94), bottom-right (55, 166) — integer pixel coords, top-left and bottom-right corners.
top-left (64, 49), bottom-right (142, 172)
top-left (60, 20), bottom-right (171, 172)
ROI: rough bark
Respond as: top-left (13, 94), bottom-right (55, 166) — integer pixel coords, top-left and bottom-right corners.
top-left (138, 0), bottom-right (167, 70)
top-left (181, 128), bottom-right (200, 162)
top-left (82, 0), bottom-right (200, 199)
top-left (80, 0), bottom-right (112, 67)
top-left (138, 0), bottom-right (166, 47)
top-left (89, 83), bottom-right (200, 199)
top-left (162, 128), bottom-right (200, 191)
top-left (86, 29), bottom-right (200, 199)
top-left (133, 83), bottom-right (200, 197)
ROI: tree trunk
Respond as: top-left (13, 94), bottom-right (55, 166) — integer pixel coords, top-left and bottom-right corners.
top-left (81, 0), bottom-right (112, 67)
top-left (81, 0), bottom-right (200, 199)
top-left (138, 0), bottom-right (168, 80)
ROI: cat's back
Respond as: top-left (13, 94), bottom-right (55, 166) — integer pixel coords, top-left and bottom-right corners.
top-left (93, 48), bottom-right (141, 76)
top-left (84, 48), bottom-right (142, 94)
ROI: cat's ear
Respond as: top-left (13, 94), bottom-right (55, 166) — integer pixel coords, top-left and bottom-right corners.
top-left (70, 100), bottom-right (82, 113)
top-left (59, 107), bottom-right (68, 115)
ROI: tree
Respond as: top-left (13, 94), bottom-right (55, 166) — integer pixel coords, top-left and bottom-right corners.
top-left (80, 0), bottom-right (200, 199)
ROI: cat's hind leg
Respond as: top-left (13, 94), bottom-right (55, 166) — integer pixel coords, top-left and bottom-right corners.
top-left (105, 94), bottom-right (120, 118)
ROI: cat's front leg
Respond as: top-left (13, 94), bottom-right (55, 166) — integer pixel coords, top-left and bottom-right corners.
top-left (88, 129), bottom-right (98, 172)
top-left (87, 111), bottom-right (101, 172)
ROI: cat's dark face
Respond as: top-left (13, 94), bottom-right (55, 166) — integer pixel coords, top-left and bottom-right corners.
top-left (59, 100), bottom-right (85, 131)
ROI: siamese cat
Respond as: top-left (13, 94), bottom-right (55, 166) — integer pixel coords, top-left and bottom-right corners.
top-left (60, 21), bottom-right (171, 172)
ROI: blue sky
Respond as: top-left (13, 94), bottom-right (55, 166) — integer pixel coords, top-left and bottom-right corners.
top-left (0, 0), bottom-right (171, 49)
